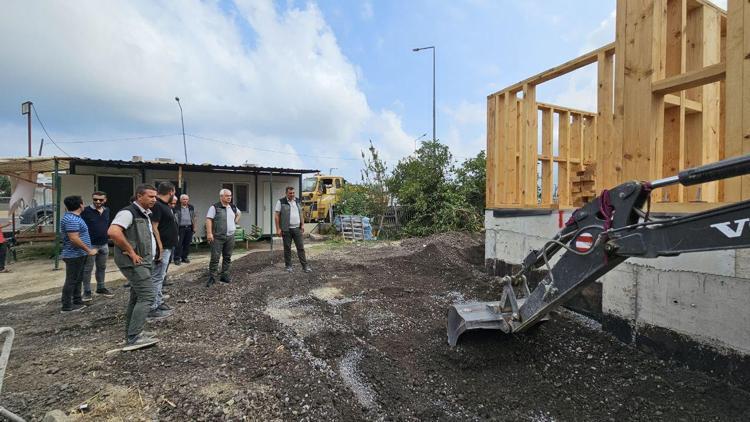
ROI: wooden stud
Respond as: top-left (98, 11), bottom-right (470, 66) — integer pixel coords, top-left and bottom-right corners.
top-left (521, 84), bottom-right (538, 205)
top-left (541, 108), bottom-right (553, 204)
top-left (507, 95), bottom-right (520, 204)
top-left (558, 110), bottom-right (571, 207)
top-left (486, 94), bottom-right (497, 208)
top-left (596, 51), bottom-right (615, 190)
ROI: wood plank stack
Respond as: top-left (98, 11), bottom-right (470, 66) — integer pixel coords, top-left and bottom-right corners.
top-left (571, 164), bottom-right (597, 207)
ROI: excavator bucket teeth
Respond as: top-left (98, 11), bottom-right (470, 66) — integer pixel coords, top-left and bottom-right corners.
top-left (447, 301), bottom-right (512, 346)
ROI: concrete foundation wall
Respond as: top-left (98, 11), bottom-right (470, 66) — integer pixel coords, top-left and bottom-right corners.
top-left (485, 210), bottom-right (750, 357)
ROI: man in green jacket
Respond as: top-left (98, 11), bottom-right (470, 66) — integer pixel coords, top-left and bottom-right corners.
top-left (108, 184), bottom-right (159, 351)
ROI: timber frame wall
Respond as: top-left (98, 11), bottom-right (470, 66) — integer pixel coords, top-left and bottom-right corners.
top-left (486, 0), bottom-right (750, 213)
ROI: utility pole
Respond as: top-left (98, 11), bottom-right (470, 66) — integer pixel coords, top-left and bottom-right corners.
top-left (412, 46), bottom-right (436, 142)
top-left (21, 101), bottom-right (32, 157)
top-left (175, 97), bottom-right (188, 163)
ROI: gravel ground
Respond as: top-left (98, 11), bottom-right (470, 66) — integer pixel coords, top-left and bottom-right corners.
top-left (1, 232), bottom-right (749, 421)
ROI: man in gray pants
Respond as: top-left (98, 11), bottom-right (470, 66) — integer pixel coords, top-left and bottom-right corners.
top-left (206, 188), bottom-right (241, 287)
top-left (275, 186), bottom-right (311, 273)
top-left (108, 184), bottom-right (159, 351)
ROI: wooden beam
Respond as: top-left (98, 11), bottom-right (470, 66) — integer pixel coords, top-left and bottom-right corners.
top-left (506, 95), bottom-right (520, 204)
top-left (558, 111), bottom-right (571, 207)
top-left (664, 94), bottom-right (703, 112)
top-left (492, 43), bottom-right (616, 95)
top-left (596, 51), bottom-right (615, 190)
top-left (486, 94), bottom-right (498, 208)
top-left (537, 102), bottom-right (596, 116)
top-left (521, 84), bottom-right (538, 205)
top-left (651, 62), bottom-right (726, 95)
top-left (702, 5), bottom-right (722, 202)
top-left (541, 108), bottom-right (553, 204)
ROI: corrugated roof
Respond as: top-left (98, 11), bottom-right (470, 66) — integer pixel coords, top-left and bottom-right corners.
top-left (0, 156), bottom-right (318, 175)
top-left (0, 156), bottom-right (73, 173)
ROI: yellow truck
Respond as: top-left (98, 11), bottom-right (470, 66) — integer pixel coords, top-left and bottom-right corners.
top-left (301, 174), bottom-right (345, 222)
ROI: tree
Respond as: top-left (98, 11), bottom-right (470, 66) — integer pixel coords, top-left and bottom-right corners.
top-left (337, 141), bottom-right (389, 218)
top-left (0, 175), bottom-right (10, 197)
top-left (386, 140), bottom-right (482, 235)
top-left (454, 150), bottom-right (486, 214)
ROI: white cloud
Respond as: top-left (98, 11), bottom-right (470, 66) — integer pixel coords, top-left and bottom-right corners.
top-left (0, 0), bottom-right (414, 180)
top-left (582, 9), bottom-right (616, 53)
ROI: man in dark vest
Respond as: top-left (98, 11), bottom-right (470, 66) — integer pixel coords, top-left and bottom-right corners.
top-left (173, 194), bottom-right (196, 265)
top-left (108, 184), bottom-right (159, 351)
top-left (274, 186), bottom-right (311, 273)
top-left (205, 188), bottom-right (241, 286)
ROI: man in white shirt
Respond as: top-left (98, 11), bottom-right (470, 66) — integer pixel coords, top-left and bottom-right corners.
top-left (107, 184), bottom-right (160, 351)
top-left (205, 188), bottom-right (241, 286)
top-left (274, 186), bottom-right (311, 273)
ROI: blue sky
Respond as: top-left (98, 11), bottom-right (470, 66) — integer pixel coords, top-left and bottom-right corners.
top-left (0, 0), bottom-right (694, 181)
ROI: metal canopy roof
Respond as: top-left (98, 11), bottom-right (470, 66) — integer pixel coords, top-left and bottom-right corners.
top-left (71, 158), bottom-right (318, 175)
top-left (0, 156), bottom-right (73, 174)
top-left (0, 156), bottom-right (318, 175)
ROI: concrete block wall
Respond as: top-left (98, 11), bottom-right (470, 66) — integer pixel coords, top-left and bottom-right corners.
top-left (485, 210), bottom-right (750, 384)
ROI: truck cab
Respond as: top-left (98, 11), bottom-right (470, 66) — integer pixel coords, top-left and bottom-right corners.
top-left (301, 175), bottom-right (345, 222)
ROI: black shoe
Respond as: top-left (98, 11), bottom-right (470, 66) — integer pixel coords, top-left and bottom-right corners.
top-left (206, 277), bottom-right (215, 287)
top-left (219, 276), bottom-right (231, 284)
top-left (61, 303), bottom-right (86, 313)
top-left (157, 303), bottom-right (172, 311)
top-left (303, 266), bottom-right (313, 273)
top-left (96, 288), bottom-right (115, 298)
top-left (82, 292), bottom-right (93, 302)
top-left (285, 266), bottom-right (293, 273)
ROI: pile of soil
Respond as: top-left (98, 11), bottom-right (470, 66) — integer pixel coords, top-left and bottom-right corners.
top-left (2, 232), bottom-right (749, 421)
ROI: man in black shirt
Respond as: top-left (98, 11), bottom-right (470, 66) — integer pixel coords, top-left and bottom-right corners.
top-left (81, 191), bottom-right (113, 300)
top-left (148, 182), bottom-right (178, 319)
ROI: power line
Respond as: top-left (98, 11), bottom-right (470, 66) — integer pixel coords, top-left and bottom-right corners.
top-left (186, 133), bottom-right (362, 161)
top-left (55, 134), bottom-right (179, 144)
top-left (30, 104), bottom-right (70, 156)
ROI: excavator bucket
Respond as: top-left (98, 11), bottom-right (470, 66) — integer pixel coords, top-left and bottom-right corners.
top-left (447, 301), bottom-right (513, 346)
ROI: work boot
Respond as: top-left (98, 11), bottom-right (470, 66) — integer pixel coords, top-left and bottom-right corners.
top-left (123, 334), bottom-right (159, 351)
top-left (147, 308), bottom-right (173, 321)
top-left (82, 292), bottom-right (93, 302)
top-left (206, 277), bottom-right (215, 287)
top-left (220, 275), bottom-right (231, 284)
top-left (61, 303), bottom-right (86, 313)
top-left (285, 266), bottom-right (293, 273)
top-left (96, 288), bottom-right (115, 298)
top-left (303, 265), bottom-right (313, 273)
top-left (157, 303), bottom-right (172, 311)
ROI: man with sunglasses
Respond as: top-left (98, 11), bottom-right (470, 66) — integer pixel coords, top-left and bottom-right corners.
top-left (81, 191), bottom-right (114, 300)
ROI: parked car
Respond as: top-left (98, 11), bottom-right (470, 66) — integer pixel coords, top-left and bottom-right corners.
top-left (19, 204), bottom-right (53, 225)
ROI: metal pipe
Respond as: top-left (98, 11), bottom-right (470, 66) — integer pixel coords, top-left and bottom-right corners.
top-left (649, 175), bottom-right (679, 189)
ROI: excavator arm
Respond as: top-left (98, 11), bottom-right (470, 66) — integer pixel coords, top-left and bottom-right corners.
top-left (448, 154), bottom-right (750, 346)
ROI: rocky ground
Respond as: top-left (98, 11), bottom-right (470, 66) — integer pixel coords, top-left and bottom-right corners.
top-left (2, 232), bottom-right (749, 421)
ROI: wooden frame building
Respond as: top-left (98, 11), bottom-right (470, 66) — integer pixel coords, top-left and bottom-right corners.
top-left (485, 0), bottom-right (750, 213)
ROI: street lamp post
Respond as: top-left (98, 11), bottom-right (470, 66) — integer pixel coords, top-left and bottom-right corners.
top-left (412, 46), bottom-right (435, 142)
top-left (175, 97), bottom-right (188, 163)
top-left (413, 133), bottom-right (428, 152)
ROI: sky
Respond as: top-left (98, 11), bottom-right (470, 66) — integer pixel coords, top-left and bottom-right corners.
top-left (0, 0), bottom-right (727, 181)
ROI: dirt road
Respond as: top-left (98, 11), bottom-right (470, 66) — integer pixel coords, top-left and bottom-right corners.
top-left (2, 233), bottom-right (749, 421)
